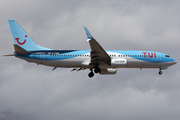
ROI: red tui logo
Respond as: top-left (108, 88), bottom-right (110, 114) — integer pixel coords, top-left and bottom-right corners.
top-left (142, 52), bottom-right (156, 58)
top-left (15, 35), bottom-right (27, 45)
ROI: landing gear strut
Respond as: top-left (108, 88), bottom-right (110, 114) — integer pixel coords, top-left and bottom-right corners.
top-left (159, 68), bottom-right (163, 75)
top-left (88, 69), bottom-right (94, 78)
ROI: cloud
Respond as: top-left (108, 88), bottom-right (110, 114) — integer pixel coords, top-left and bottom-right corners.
top-left (0, 0), bottom-right (180, 120)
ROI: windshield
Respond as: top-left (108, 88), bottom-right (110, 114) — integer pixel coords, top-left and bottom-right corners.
top-left (165, 55), bottom-right (170, 57)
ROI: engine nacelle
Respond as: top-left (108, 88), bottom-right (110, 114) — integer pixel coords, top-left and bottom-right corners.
top-left (99, 68), bottom-right (117, 75)
top-left (111, 58), bottom-right (127, 67)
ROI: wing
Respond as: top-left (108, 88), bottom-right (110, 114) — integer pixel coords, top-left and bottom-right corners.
top-left (83, 27), bottom-right (111, 66)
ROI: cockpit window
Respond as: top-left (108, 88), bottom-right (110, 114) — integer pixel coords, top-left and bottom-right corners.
top-left (165, 55), bottom-right (170, 57)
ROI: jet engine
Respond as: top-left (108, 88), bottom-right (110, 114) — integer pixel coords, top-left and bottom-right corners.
top-left (99, 68), bottom-right (117, 74)
top-left (111, 58), bottom-right (127, 67)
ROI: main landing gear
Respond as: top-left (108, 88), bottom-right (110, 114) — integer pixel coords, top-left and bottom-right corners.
top-left (94, 67), bottom-right (100, 73)
top-left (88, 69), bottom-right (94, 78)
top-left (88, 67), bottom-right (100, 78)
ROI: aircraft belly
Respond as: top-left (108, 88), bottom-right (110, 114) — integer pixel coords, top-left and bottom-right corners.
top-left (126, 58), bottom-right (172, 68)
top-left (17, 57), bottom-right (41, 64)
top-left (56, 57), bottom-right (90, 68)
top-left (18, 56), bottom-right (91, 68)
top-left (20, 57), bottom-right (58, 67)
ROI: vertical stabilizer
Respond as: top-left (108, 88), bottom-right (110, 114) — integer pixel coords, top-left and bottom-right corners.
top-left (8, 20), bottom-right (51, 51)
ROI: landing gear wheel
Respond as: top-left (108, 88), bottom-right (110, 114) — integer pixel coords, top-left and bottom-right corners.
top-left (159, 71), bottom-right (162, 75)
top-left (88, 72), bottom-right (94, 78)
top-left (94, 68), bottom-right (100, 74)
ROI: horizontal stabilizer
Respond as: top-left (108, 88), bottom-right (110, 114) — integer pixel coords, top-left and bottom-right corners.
top-left (14, 44), bottom-right (29, 54)
top-left (3, 54), bottom-right (15, 56)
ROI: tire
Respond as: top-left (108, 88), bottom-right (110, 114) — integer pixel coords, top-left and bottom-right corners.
top-left (94, 68), bottom-right (100, 73)
top-left (88, 72), bottom-right (94, 78)
top-left (159, 71), bottom-right (162, 75)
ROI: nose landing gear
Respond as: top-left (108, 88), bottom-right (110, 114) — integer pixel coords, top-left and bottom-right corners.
top-left (159, 70), bottom-right (162, 75)
top-left (158, 68), bottom-right (163, 75)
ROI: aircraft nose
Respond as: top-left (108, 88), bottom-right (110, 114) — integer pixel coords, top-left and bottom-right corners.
top-left (171, 58), bottom-right (177, 65)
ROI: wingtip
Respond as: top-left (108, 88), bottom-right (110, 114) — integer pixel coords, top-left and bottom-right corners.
top-left (83, 27), bottom-right (93, 40)
top-left (8, 20), bottom-right (16, 24)
top-left (83, 26), bottom-right (87, 29)
top-left (8, 19), bottom-right (16, 21)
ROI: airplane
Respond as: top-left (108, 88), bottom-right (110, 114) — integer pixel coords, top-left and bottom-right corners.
top-left (5, 20), bottom-right (177, 78)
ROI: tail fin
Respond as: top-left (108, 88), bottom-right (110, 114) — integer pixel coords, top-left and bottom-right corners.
top-left (8, 20), bottom-right (51, 51)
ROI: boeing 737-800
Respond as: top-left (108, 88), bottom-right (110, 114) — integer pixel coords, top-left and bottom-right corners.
top-left (5, 20), bottom-right (177, 78)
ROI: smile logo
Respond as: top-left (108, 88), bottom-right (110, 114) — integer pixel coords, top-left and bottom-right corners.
top-left (15, 35), bottom-right (27, 45)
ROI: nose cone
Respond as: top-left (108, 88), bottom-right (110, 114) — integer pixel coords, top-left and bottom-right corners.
top-left (171, 58), bottom-right (177, 65)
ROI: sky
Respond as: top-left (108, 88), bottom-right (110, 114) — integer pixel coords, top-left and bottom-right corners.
top-left (0, 0), bottom-right (180, 120)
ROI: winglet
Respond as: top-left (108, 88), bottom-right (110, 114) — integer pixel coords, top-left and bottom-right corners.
top-left (83, 27), bottom-right (94, 42)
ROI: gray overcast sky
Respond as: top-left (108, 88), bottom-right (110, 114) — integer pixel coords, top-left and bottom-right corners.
top-left (0, 0), bottom-right (180, 120)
